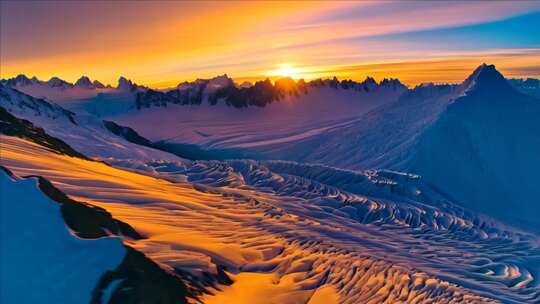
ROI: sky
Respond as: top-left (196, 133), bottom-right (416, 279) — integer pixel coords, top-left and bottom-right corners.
top-left (1, 1), bottom-right (539, 87)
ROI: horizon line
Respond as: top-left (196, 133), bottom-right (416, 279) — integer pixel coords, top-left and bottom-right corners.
top-left (2, 60), bottom-right (539, 91)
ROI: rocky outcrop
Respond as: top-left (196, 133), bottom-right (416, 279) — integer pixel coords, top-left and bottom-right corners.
top-left (0, 106), bottom-right (88, 159)
top-left (135, 75), bottom-right (406, 109)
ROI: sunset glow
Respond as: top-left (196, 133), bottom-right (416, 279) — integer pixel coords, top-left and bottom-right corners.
top-left (2, 2), bottom-right (540, 303)
top-left (268, 64), bottom-right (310, 80)
top-left (1, 1), bottom-right (539, 87)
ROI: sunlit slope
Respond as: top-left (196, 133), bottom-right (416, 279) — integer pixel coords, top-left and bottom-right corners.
top-left (2, 135), bottom-right (539, 303)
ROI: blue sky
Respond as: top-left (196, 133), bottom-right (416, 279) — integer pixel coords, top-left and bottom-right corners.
top-left (1, 1), bottom-right (539, 86)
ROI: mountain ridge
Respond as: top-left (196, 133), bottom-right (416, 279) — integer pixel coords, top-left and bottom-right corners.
top-left (1, 73), bottom-right (407, 93)
top-left (2, 63), bottom-right (540, 303)
top-left (1, 74), bottom-right (142, 91)
top-left (273, 64), bottom-right (540, 229)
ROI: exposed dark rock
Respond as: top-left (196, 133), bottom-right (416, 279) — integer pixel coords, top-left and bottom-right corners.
top-left (92, 246), bottom-right (195, 304)
top-left (2, 74), bottom-right (43, 87)
top-left (0, 106), bottom-right (88, 159)
top-left (117, 76), bottom-right (145, 92)
top-left (47, 76), bottom-right (74, 89)
top-left (93, 80), bottom-right (106, 89)
top-left (75, 76), bottom-right (94, 88)
top-left (135, 75), bottom-right (406, 109)
top-left (174, 264), bottom-right (233, 297)
top-left (31, 176), bottom-right (142, 239)
top-left (0, 168), bottom-right (196, 304)
top-left (34, 172), bottom-right (229, 304)
top-left (103, 120), bottom-right (153, 147)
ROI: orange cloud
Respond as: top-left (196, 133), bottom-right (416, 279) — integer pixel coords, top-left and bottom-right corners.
top-left (1, 1), bottom-right (538, 87)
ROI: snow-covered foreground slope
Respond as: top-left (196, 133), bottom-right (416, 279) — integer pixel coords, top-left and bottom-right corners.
top-left (0, 169), bottom-right (125, 304)
top-left (2, 135), bottom-right (539, 303)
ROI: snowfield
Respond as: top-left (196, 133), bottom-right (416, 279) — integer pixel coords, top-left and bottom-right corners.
top-left (1, 65), bottom-right (540, 303)
top-left (108, 85), bottom-right (405, 151)
top-left (96, 65), bottom-right (540, 231)
top-left (1, 136), bottom-right (539, 303)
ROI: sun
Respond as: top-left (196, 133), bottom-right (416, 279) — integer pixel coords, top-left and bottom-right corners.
top-left (268, 64), bottom-right (303, 79)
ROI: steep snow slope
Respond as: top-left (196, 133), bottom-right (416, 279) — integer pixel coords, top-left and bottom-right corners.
top-left (406, 66), bottom-right (540, 229)
top-left (283, 64), bottom-right (540, 229)
top-left (0, 84), bottom-right (180, 161)
top-left (0, 169), bottom-right (125, 304)
top-left (2, 135), bottom-right (539, 303)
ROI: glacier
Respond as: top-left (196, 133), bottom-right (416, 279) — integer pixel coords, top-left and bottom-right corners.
top-left (1, 65), bottom-right (540, 303)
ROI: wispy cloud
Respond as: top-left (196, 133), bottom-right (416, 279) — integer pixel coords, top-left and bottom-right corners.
top-left (1, 1), bottom-right (538, 86)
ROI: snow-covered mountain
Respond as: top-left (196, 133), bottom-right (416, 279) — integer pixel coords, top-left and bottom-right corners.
top-left (271, 64), bottom-right (540, 229)
top-left (0, 74), bottom-right (143, 103)
top-left (2, 64), bottom-right (540, 303)
top-left (135, 74), bottom-right (404, 109)
top-left (95, 64), bottom-right (540, 230)
top-left (107, 76), bottom-right (407, 157)
top-left (0, 83), bottom-right (180, 161)
top-left (7, 65), bottom-right (538, 230)
top-left (60, 65), bottom-right (532, 228)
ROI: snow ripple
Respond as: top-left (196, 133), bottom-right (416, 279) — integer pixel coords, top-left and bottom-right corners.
top-left (103, 158), bottom-right (540, 303)
top-left (2, 137), bottom-right (539, 303)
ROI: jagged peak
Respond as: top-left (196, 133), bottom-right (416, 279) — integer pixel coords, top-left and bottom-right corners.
top-left (2, 75), bottom-right (120, 91)
top-left (47, 76), bottom-right (73, 88)
top-left (2, 74), bottom-right (40, 86)
top-left (461, 63), bottom-right (509, 93)
top-left (117, 76), bottom-right (135, 91)
top-left (14, 74), bottom-right (30, 81)
top-left (380, 78), bottom-right (405, 88)
top-left (74, 76), bottom-right (93, 88)
top-left (212, 73), bottom-right (231, 81)
top-left (92, 80), bottom-right (105, 89)
top-left (363, 76), bottom-right (377, 84)
top-left (117, 76), bottom-right (131, 83)
top-left (207, 74), bottom-right (235, 89)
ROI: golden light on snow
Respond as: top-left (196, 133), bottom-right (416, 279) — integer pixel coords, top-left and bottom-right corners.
top-left (0, 135), bottom-right (508, 303)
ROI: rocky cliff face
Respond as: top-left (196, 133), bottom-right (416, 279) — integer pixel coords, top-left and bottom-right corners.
top-left (135, 75), bottom-right (406, 109)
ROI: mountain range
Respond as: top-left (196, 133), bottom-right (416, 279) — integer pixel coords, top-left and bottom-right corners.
top-left (1, 64), bottom-right (540, 304)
